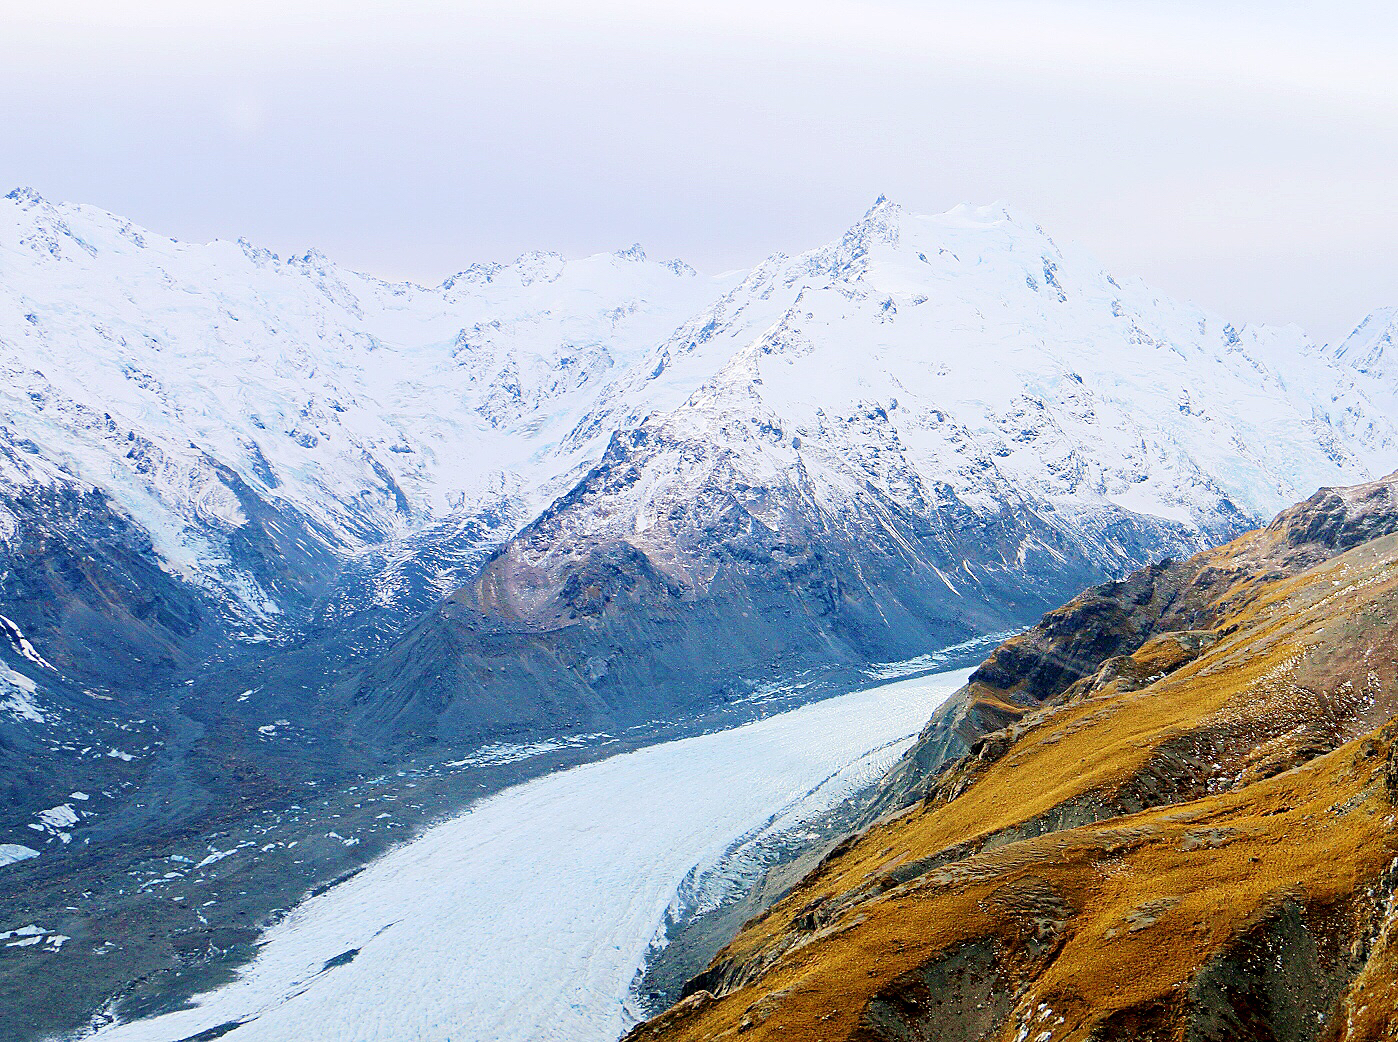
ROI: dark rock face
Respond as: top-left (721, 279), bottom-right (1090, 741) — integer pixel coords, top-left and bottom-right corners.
top-left (1268, 476), bottom-right (1398, 555)
top-left (968, 560), bottom-right (1186, 703)
top-left (339, 424), bottom-right (1235, 751)
top-left (857, 939), bottom-right (1015, 1042)
top-left (0, 437), bottom-right (390, 701)
top-left (200, 459), bottom-right (346, 623)
top-left (1184, 900), bottom-right (1351, 1042)
top-left (0, 480), bottom-right (218, 686)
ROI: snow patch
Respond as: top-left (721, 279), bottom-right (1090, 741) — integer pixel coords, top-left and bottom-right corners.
top-left (0, 662), bottom-right (45, 723)
top-left (0, 844), bottom-right (39, 868)
top-left (37, 804), bottom-right (79, 829)
top-left (0, 614), bottom-right (60, 674)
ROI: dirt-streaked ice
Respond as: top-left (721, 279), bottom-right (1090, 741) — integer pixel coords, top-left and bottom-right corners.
top-left (87, 670), bottom-right (968, 1042)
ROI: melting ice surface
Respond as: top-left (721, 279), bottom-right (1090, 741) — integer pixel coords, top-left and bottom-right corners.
top-left (90, 670), bottom-right (968, 1042)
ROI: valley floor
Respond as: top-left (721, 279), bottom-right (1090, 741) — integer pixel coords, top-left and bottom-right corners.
top-left (80, 670), bottom-right (967, 1042)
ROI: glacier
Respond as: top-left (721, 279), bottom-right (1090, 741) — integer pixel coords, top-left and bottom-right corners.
top-left (81, 670), bottom-right (968, 1042)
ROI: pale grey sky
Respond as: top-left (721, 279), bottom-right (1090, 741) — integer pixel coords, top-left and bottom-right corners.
top-left (3, 0), bottom-right (1396, 343)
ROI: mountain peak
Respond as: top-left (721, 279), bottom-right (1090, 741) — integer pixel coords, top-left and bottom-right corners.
top-left (1333, 306), bottom-right (1398, 374)
top-left (824, 196), bottom-right (904, 266)
top-left (294, 245), bottom-right (331, 265)
top-left (513, 249), bottom-right (566, 286)
top-left (5, 186), bottom-right (47, 207)
top-left (859, 193), bottom-right (901, 221)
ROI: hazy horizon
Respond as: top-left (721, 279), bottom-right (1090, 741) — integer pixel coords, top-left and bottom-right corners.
top-left (5, 0), bottom-right (1397, 345)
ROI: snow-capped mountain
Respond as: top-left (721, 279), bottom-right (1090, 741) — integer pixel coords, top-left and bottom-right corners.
top-left (341, 199), bottom-right (1398, 749)
top-left (1332, 305), bottom-right (1398, 377)
top-left (1327, 306), bottom-right (1398, 452)
top-left (0, 187), bottom-right (731, 626)
top-left (0, 187), bottom-right (741, 689)
top-left (573, 197), bottom-right (1389, 535)
top-left (3, 188), bottom-right (1397, 745)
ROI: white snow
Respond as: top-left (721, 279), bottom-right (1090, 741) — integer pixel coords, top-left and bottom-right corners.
top-left (4, 189), bottom-right (1398, 626)
top-left (37, 804), bottom-right (79, 829)
top-left (85, 669), bottom-right (968, 1042)
top-left (0, 924), bottom-right (68, 951)
top-left (441, 732), bottom-right (611, 769)
top-left (0, 614), bottom-right (59, 673)
top-left (0, 844), bottom-right (39, 868)
top-left (193, 849), bottom-right (238, 870)
top-left (0, 661), bottom-right (44, 723)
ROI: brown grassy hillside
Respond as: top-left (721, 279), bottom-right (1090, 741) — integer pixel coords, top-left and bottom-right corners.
top-left (629, 475), bottom-right (1398, 1042)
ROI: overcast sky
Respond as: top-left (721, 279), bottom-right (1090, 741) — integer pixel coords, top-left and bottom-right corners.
top-left (3, 1), bottom-right (1396, 343)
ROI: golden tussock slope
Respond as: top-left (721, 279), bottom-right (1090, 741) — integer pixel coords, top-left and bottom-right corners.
top-left (630, 475), bottom-right (1398, 1042)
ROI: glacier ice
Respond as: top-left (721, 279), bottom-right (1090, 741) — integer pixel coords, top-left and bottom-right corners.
top-left (85, 670), bottom-right (968, 1042)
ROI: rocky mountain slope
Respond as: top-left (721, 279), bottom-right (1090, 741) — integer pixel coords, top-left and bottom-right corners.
top-left (629, 472), bottom-right (1398, 1042)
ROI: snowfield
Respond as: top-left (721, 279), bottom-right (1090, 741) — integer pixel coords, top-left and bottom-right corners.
top-left (85, 670), bottom-right (968, 1042)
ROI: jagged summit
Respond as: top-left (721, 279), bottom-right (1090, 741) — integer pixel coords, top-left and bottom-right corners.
top-left (5, 185), bottom-right (46, 205)
top-left (1332, 305), bottom-right (1398, 371)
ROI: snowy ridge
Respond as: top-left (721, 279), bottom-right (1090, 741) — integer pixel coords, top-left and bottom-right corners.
top-left (1332, 305), bottom-right (1398, 377)
top-left (0, 187), bottom-right (731, 619)
top-left (466, 200), bottom-right (1398, 653)
top-left (564, 199), bottom-right (1394, 559)
top-left (1325, 306), bottom-right (1398, 463)
top-left (3, 188), bottom-right (1398, 667)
